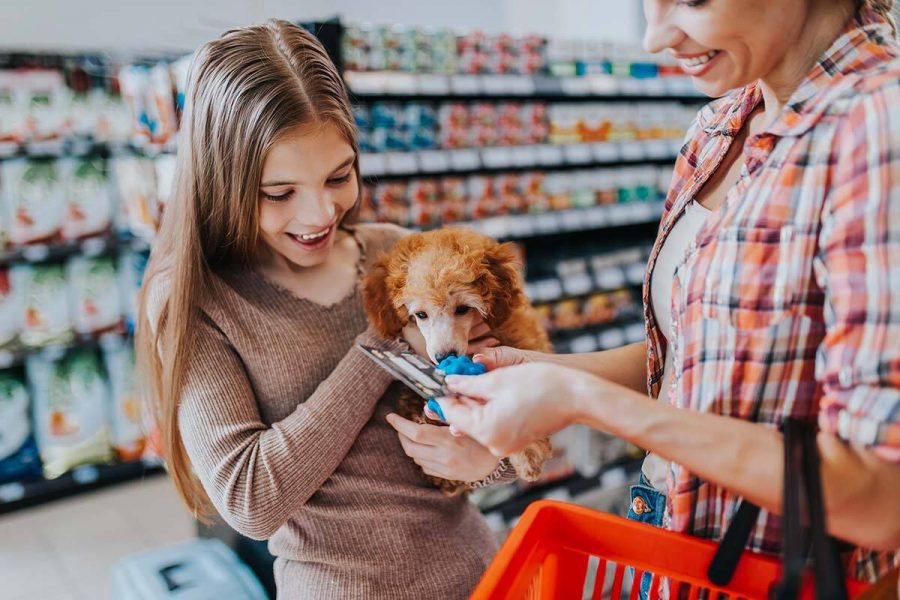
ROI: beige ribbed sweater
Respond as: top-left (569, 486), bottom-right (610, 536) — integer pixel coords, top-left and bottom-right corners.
top-left (176, 223), bottom-right (505, 599)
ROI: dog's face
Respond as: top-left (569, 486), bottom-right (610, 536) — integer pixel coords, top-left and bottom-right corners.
top-left (363, 228), bottom-right (524, 363)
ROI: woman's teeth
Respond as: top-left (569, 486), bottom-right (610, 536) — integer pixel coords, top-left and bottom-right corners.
top-left (681, 50), bottom-right (719, 68)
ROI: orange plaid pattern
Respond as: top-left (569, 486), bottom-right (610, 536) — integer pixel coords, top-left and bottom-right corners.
top-left (642, 7), bottom-right (900, 580)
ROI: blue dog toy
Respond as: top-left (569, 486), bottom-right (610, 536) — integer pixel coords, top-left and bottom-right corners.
top-left (436, 355), bottom-right (487, 376)
top-left (427, 356), bottom-right (487, 422)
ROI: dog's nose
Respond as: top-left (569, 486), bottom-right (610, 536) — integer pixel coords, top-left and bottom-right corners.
top-left (435, 351), bottom-right (458, 363)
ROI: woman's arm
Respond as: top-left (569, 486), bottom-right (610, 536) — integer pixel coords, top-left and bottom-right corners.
top-left (178, 317), bottom-right (405, 540)
top-left (476, 340), bottom-right (649, 396)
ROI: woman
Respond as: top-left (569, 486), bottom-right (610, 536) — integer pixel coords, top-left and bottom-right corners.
top-left (136, 21), bottom-right (514, 599)
top-left (433, 0), bottom-right (900, 583)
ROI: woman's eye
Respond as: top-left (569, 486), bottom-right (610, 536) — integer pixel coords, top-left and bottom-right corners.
top-left (678, 0), bottom-right (707, 6)
top-left (262, 191), bottom-right (293, 202)
top-left (455, 306), bottom-right (471, 316)
top-left (415, 311), bottom-right (428, 320)
top-left (327, 173), bottom-right (353, 186)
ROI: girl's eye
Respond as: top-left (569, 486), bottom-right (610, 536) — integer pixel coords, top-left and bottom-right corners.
top-left (455, 306), bottom-right (471, 316)
top-left (327, 172), bottom-right (353, 186)
top-left (414, 311), bottom-right (428, 320)
top-left (262, 191), bottom-right (293, 202)
top-left (678, 0), bottom-right (707, 6)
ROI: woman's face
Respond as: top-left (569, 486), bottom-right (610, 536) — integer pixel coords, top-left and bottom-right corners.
top-left (643, 0), bottom-right (815, 97)
top-left (257, 122), bottom-right (358, 269)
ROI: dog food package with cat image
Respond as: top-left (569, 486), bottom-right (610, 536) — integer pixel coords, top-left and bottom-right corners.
top-left (0, 369), bottom-right (43, 484)
top-left (13, 263), bottom-right (74, 348)
top-left (60, 157), bottom-right (115, 240)
top-left (68, 255), bottom-right (123, 335)
top-left (1, 158), bottom-right (66, 246)
top-left (27, 349), bottom-right (114, 479)
top-left (0, 268), bottom-right (23, 350)
top-left (103, 341), bottom-right (145, 461)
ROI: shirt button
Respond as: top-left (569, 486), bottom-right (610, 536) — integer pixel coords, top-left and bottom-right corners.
top-left (839, 367), bottom-right (853, 388)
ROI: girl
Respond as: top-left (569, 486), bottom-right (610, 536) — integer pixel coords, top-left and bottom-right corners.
top-left (136, 20), bottom-right (513, 599)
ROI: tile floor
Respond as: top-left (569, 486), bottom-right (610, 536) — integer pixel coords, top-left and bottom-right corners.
top-left (0, 475), bottom-right (196, 600)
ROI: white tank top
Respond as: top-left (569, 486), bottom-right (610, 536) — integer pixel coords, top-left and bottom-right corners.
top-left (643, 200), bottom-right (712, 491)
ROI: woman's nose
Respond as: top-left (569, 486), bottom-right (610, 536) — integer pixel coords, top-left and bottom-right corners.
top-left (643, 1), bottom-right (685, 55)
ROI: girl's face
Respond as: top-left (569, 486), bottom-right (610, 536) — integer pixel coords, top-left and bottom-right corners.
top-left (257, 122), bottom-right (359, 269)
top-left (643, 0), bottom-right (814, 97)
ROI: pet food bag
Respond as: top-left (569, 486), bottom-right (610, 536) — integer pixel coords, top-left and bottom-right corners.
top-left (68, 255), bottom-right (122, 335)
top-left (0, 369), bottom-right (42, 484)
top-left (0, 268), bottom-right (22, 350)
top-left (13, 263), bottom-right (74, 348)
top-left (28, 349), bottom-right (113, 479)
top-left (61, 157), bottom-right (115, 240)
top-left (118, 250), bottom-right (149, 332)
top-left (112, 157), bottom-right (159, 241)
top-left (2, 159), bottom-right (66, 246)
top-left (103, 342), bottom-right (145, 461)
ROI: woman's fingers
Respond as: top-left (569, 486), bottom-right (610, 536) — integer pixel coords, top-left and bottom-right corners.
top-left (472, 346), bottom-right (527, 370)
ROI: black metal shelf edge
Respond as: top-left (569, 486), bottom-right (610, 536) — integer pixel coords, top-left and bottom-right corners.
top-left (0, 460), bottom-right (165, 515)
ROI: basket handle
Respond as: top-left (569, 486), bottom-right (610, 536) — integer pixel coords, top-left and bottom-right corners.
top-left (707, 419), bottom-right (849, 600)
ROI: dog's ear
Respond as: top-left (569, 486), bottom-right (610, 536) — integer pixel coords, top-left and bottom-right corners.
top-left (362, 254), bottom-right (407, 338)
top-left (481, 241), bottom-right (525, 328)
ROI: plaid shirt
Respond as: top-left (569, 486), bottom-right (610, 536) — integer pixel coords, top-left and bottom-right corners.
top-left (642, 7), bottom-right (900, 580)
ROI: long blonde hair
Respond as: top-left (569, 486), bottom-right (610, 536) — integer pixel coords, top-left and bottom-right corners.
top-left (135, 19), bottom-right (360, 520)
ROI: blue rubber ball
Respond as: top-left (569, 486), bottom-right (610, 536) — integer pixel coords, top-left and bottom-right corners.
top-left (436, 355), bottom-right (487, 376)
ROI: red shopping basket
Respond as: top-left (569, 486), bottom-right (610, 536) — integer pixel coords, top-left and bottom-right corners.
top-left (471, 500), bottom-right (870, 599)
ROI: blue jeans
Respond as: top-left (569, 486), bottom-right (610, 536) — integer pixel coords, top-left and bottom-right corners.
top-left (625, 473), bottom-right (667, 600)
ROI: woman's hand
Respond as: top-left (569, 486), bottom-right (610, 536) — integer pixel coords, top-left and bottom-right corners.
top-left (471, 345), bottom-right (540, 370)
top-left (386, 413), bottom-right (502, 482)
top-left (436, 363), bottom-right (599, 457)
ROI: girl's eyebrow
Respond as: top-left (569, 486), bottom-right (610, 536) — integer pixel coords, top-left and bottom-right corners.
top-left (260, 155), bottom-right (355, 187)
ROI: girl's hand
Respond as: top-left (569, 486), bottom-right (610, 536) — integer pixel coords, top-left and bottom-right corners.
top-left (466, 317), bottom-right (501, 355)
top-left (386, 413), bottom-right (502, 482)
top-left (436, 363), bottom-right (598, 457)
top-left (401, 322), bottom-right (429, 358)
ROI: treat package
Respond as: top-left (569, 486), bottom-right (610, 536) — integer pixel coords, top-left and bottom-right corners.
top-left (0, 369), bottom-right (43, 484)
top-left (118, 250), bottom-right (149, 333)
top-left (408, 179), bottom-right (442, 227)
top-left (14, 263), bottom-right (74, 348)
top-left (103, 341), bottom-right (145, 461)
top-left (61, 157), bottom-right (115, 240)
top-left (112, 157), bottom-right (159, 241)
top-left (2, 159), bottom-right (66, 246)
top-left (0, 268), bottom-right (22, 350)
top-left (27, 349), bottom-right (113, 479)
top-left (68, 255), bottom-right (122, 335)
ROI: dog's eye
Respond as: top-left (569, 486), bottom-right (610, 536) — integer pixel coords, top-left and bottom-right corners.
top-left (414, 311), bottom-right (428, 320)
top-left (455, 306), bottom-right (471, 316)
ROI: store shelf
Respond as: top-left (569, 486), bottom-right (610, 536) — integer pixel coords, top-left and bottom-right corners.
top-left (457, 200), bottom-right (663, 241)
top-left (525, 260), bottom-right (646, 304)
top-left (0, 330), bottom-right (131, 369)
top-left (0, 138), bottom-right (175, 161)
top-left (0, 233), bottom-right (150, 269)
top-left (551, 318), bottom-right (646, 354)
top-left (346, 71), bottom-right (706, 102)
top-left (478, 455), bottom-right (643, 524)
top-left (0, 459), bottom-right (165, 515)
top-left (360, 139), bottom-right (682, 179)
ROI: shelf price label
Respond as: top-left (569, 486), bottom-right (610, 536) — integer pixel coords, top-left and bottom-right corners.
top-left (416, 74), bottom-right (451, 95)
top-left (536, 144), bottom-right (565, 166)
top-left (562, 144), bottom-right (593, 164)
top-left (418, 150), bottom-right (450, 173)
top-left (385, 152), bottom-right (418, 175)
top-left (450, 75), bottom-right (482, 95)
top-left (359, 153), bottom-right (387, 177)
top-left (449, 149), bottom-right (481, 171)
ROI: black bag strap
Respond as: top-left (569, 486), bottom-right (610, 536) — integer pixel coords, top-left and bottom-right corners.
top-left (708, 419), bottom-right (849, 600)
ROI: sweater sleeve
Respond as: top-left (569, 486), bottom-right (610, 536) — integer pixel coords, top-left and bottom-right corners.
top-left (178, 316), bottom-right (407, 540)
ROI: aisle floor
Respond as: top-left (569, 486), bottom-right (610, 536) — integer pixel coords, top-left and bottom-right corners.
top-left (0, 475), bottom-right (195, 600)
